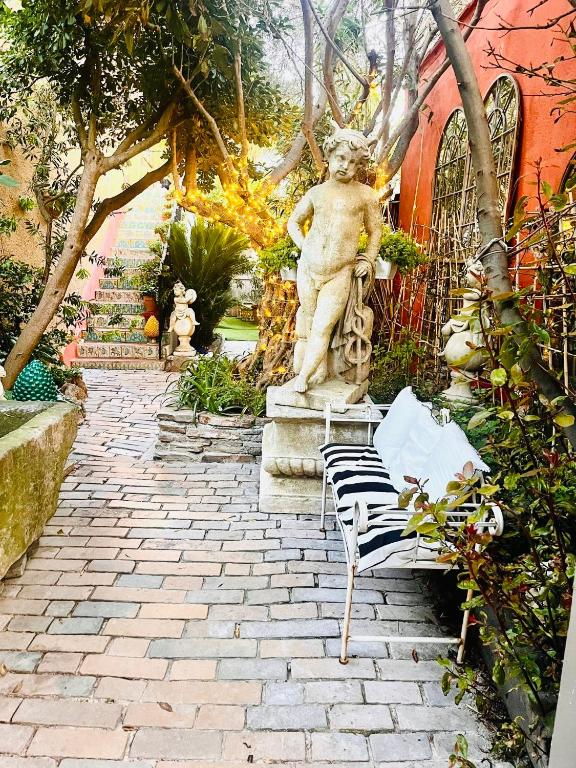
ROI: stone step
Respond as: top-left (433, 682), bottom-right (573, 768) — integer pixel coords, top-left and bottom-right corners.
top-left (99, 275), bottom-right (141, 290)
top-left (88, 314), bottom-right (145, 330)
top-left (109, 248), bottom-right (157, 262)
top-left (77, 341), bottom-right (159, 359)
top-left (90, 302), bottom-right (144, 316)
top-left (71, 358), bottom-right (166, 370)
top-left (94, 289), bottom-right (142, 303)
top-left (85, 329), bottom-right (148, 344)
top-left (115, 237), bottom-right (156, 250)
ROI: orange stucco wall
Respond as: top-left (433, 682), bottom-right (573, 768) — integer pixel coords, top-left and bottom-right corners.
top-left (398, 0), bottom-right (576, 241)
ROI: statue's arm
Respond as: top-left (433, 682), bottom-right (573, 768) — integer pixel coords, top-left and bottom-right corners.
top-left (363, 191), bottom-right (382, 266)
top-left (287, 191), bottom-right (314, 250)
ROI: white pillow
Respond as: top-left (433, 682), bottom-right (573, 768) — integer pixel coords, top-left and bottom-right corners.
top-left (373, 387), bottom-right (430, 468)
top-left (387, 409), bottom-right (444, 492)
top-left (419, 421), bottom-right (491, 502)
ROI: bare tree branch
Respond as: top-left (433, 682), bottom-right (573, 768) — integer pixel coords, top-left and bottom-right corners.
top-left (172, 64), bottom-right (234, 183)
top-left (322, 0), bottom-right (350, 127)
top-left (234, 45), bottom-right (250, 168)
top-left (105, 103), bottom-right (177, 170)
top-left (301, 0), bottom-right (325, 173)
top-left (83, 158), bottom-right (172, 247)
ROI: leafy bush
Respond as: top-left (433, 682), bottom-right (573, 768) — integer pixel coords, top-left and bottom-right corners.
top-left (169, 354), bottom-right (266, 419)
top-left (132, 255), bottom-right (162, 297)
top-left (257, 235), bottom-right (300, 275)
top-left (369, 333), bottom-right (436, 403)
top-left (359, 226), bottom-right (426, 275)
top-left (0, 256), bottom-right (79, 371)
top-left (163, 219), bottom-right (251, 348)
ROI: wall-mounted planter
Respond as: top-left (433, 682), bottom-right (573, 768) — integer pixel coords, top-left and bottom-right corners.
top-left (0, 401), bottom-right (78, 579)
top-left (280, 266), bottom-right (298, 282)
top-left (375, 257), bottom-right (397, 280)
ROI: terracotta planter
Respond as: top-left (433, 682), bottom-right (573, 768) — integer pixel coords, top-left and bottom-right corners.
top-left (142, 295), bottom-right (158, 314)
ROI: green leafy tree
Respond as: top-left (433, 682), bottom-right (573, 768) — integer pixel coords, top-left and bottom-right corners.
top-left (0, 0), bottom-right (290, 387)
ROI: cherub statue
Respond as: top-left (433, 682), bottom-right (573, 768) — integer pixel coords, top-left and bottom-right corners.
top-left (287, 128), bottom-right (382, 394)
top-left (169, 281), bottom-right (199, 356)
top-left (439, 257), bottom-right (488, 402)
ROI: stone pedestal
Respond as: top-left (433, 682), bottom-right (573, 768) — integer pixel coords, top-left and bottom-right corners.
top-left (269, 378), bottom-right (368, 413)
top-left (259, 386), bottom-right (382, 515)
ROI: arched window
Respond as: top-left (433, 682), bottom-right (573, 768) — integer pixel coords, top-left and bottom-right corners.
top-left (418, 75), bottom-right (521, 380)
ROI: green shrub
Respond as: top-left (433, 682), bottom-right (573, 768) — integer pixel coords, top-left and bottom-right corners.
top-left (257, 235), bottom-right (300, 275)
top-left (369, 333), bottom-right (436, 403)
top-left (169, 354), bottom-right (265, 419)
top-left (360, 226), bottom-right (426, 275)
top-left (163, 219), bottom-right (251, 348)
top-left (0, 256), bottom-right (76, 371)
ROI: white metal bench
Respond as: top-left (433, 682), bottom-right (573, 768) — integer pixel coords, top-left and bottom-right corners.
top-left (320, 387), bottom-right (504, 664)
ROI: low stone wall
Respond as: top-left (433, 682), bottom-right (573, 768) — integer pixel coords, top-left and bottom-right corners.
top-left (155, 407), bottom-right (266, 463)
top-left (0, 401), bottom-right (78, 579)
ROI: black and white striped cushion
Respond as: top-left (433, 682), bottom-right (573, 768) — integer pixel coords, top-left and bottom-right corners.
top-left (329, 466), bottom-right (399, 512)
top-left (337, 507), bottom-right (440, 571)
top-left (320, 442), bottom-right (383, 470)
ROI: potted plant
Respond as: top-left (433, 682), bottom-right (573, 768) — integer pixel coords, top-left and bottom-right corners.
top-left (133, 255), bottom-right (161, 314)
top-left (258, 235), bottom-right (300, 281)
top-left (375, 226), bottom-right (426, 280)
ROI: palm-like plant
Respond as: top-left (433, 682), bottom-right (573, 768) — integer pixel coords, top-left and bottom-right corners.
top-left (163, 219), bottom-right (251, 349)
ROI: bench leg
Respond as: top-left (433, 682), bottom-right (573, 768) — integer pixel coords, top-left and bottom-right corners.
top-left (340, 563), bottom-right (356, 664)
top-left (320, 471), bottom-right (328, 531)
top-left (457, 587), bottom-right (473, 664)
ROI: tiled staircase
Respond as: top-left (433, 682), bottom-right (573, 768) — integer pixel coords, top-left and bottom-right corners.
top-left (73, 184), bottom-right (170, 370)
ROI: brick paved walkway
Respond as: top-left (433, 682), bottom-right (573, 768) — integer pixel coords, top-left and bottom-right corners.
top-left (0, 370), bottom-right (511, 768)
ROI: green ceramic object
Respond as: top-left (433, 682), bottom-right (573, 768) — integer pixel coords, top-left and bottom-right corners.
top-left (12, 360), bottom-right (58, 402)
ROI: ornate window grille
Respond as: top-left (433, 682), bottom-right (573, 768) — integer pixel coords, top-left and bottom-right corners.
top-left (416, 75), bottom-right (521, 384)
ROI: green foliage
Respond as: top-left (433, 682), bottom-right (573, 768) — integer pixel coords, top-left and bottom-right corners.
top-left (360, 226), bottom-right (426, 275)
top-left (403, 179), bottom-right (576, 761)
top-left (0, 257), bottom-right (80, 368)
top-left (169, 354), bottom-right (265, 419)
top-left (164, 220), bottom-right (251, 349)
top-left (257, 236), bottom-right (300, 275)
top-left (132, 256), bottom-right (162, 298)
top-left (369, 332), bottom-right (436, 403)
top-left (17, 196), bottom-right (35, 212)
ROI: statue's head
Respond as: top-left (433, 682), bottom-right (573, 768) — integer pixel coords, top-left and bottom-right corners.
top-left (174, 280), bottom-right (185, 296)
top-left (323, 128), bottom-right (371, 183)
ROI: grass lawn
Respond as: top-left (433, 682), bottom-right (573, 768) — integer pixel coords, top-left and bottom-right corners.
top-left (216, 315), bottom-right (259, 341)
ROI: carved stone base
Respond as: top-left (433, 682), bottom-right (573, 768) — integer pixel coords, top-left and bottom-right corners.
top-left (268, 377), bottom-right (368, 414)
top-left (259, 391), bottom-right (382, 514)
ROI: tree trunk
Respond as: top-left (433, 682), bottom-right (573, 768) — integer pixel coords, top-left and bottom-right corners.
top-left (3, 156), bottom-right (102, 388)
top-left (430, 0), bottom-right (576, 448)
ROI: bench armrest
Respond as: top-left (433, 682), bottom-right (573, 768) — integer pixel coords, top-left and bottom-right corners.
top-left (324, 402), bottom-right (389, 446)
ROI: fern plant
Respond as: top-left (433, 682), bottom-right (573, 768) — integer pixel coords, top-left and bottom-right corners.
top-left (162, 219), bottom-right (251, 349)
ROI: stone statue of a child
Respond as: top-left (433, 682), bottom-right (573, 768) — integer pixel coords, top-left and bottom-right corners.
top-left (287, 128), bottom-right (382, 393)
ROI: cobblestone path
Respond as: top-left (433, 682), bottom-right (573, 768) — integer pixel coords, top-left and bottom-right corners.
top-left (0, 370), bottom-right (510, 767)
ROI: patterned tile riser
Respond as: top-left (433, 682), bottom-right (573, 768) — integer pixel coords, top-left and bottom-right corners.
top-left (90, 303), bottom-right (144, 315)
top-left (85, 330), bottom-right (148, 343)
top-left (94, 289), bottom-right (142, 303)
top-left (77, 341), bottom-right (159, 359)
top-left (89, 314), bottom-right (145, 330)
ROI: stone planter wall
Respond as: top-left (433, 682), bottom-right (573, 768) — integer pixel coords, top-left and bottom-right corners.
top-left (155, 407), bottom-right (266, 463)
top-left (0, 401), bottom-right (78, 579)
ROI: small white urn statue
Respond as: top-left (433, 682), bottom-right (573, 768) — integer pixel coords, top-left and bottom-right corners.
top-left (0, 365), bottom-right (6, 400)
top-left (439, 258), bottom-right (488, 403)
top-left (169, 281), bottom-right (199, 356)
